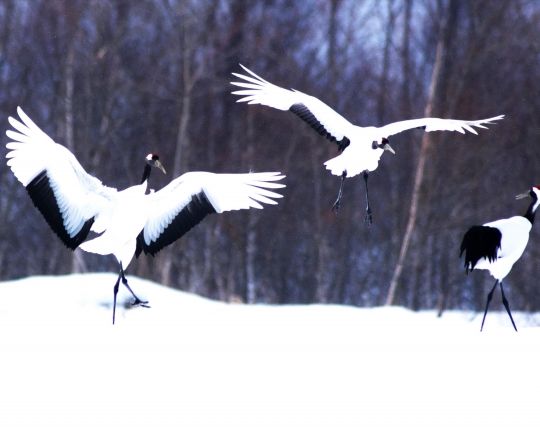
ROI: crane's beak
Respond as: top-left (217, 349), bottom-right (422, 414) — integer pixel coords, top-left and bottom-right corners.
top-left (384, 143), bottom-right (396, 155)
top-left (516, 191), bottom-right (530, 200)
top-left (154, 160), bottom-right (167, 174)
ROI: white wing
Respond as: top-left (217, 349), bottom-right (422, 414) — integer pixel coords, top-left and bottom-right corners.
top-left (231, 64), bottom-right (355, 149)
top-left (137, 171), bottom-right (286, 256)
top-left (5, 107), bottom-right (117, 249)
top-left (378, 115), bottom-right (504, 138)
top-left (484, 216), bottom-right (531, 259)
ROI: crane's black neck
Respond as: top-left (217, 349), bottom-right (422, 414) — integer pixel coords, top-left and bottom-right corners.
top-left (524, 195), bottom-right (539, 224)
top-left (141, 164), bottom-right (152, 184)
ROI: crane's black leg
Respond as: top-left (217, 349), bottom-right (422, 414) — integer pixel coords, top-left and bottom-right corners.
top-left (332, 171), bottom-right (347, 213)
top-left (480, 280), bottom-right (498, 332)
top-left (112, 271), bottom-right (122, 325)
top-left (363, 171), bottom-right (372, 225)
top-left (119, 264), bottom-right (150, 308)
top-left (499, 281), bottom-right (518, 332)
top-left (111, 264), bottom-right (150, 324)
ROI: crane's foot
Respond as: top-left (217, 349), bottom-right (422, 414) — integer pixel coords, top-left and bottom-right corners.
top-left (112, 264), bottom-right (151, 324)
top-left (120, 267), bottom-right (150, 308)
top-left (122, 281), bottom-right (150, 308)
top-left (332, 172), bottom-right (346, 214)
top-left (131, 297), bottom-right (150, 309)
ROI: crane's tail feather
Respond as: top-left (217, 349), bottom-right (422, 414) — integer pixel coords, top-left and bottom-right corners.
top-left (323, 156), bottom-right (346, 177)
top-left (79, 235), bottom-right (114, 256)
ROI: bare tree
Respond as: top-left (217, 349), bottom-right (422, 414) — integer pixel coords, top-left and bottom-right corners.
top-left (158, 1), bottom-right (199, 287)
top-left (386, 0), bottom-right (460, 305)
top-left (2, 0), bottom-right (540, 312)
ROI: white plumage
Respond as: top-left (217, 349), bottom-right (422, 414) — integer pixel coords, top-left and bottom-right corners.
top-left (6, 109), bottom-right (117, 240)
top-left (141, 171), bottom-right (281, 246)
top-left (231, 64), bottom-right (504, 222)
top-left (470, 217), bottom-right (532, 281)
top-left (6, 107), bottom-right (286, 323)
top-left (460, 186), bottom-right (540, 331)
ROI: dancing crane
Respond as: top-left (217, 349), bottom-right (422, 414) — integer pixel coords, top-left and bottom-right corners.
top-left (231, 64), bottom-right (503, 223)
top-left (6, 107), bottom-right (285, 323)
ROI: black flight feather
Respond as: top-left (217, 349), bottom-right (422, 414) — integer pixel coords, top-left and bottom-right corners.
top-left (26, 170), bottom-right (94, 250)
top-left (136, 191), bottom-right (217, 257)
top-left (289, 103), bottom-right (350, 152)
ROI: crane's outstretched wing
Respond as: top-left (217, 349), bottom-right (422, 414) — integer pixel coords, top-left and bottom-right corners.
top-left (231, 65), bottom-right (354, 151)
top-left (5, 107), bottom-right (117, 249)
top-left (379, 115), bottom-right (504, 139)
top-left (136, 171), bottom-right (285, 256)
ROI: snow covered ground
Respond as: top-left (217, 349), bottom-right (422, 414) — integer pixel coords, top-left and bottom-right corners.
top-left (0, 274), bottom-right (539, 427)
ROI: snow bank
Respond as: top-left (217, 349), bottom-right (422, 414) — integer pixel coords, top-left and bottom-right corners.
top-left (0, 274), bottom-right (539, 427)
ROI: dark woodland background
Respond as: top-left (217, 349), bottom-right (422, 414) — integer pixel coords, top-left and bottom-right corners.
top-left (1, 0), bottom-right (539, 313)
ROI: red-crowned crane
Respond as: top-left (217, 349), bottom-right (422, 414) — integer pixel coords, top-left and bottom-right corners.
top-left (231, 64), bottom-right (503, 223)
top-left (6, 107), bottom-right (286, 323)
top-left (460, 186), bottom-right (540, 331)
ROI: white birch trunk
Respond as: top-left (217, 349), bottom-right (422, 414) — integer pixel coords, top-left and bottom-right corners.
top-left (386, 0), bottom-right (459, 305)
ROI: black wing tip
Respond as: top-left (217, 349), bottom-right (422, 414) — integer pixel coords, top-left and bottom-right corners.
top-left (289, 103), bottom-right (350, 150)
top-left (26, 171), bottom-right (93, 250)
top-left (64, 218), bottom-right (94, 250)
top-left (138, 191), bottom-right (217, 257)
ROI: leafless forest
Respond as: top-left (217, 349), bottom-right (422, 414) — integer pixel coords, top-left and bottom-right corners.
top-left (1, 0), bottom-right (539, 313)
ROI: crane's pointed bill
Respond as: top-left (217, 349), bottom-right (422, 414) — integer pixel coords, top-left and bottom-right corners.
top-left (384, 144), bottom-right (396, 155)
top-left (516, 191), bottom-right (530, 200)
top-left (155, 160), bottom-right (166, 175)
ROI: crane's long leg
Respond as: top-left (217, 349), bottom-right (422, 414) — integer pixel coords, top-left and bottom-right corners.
top-left (499, 281), bottom-right (518, 332)
top-left (363, 171), bottom-right (372, 225)
top-left (332, 171), bottom-right (347, 213)
top-left (111, 263), bottom-right (150, 325)
top-left (480, 280), bottom-right (498, 332)
top-left (112, 272), bottom-right (122, 325)
top-left (119, 265), bottom-right (150, 307)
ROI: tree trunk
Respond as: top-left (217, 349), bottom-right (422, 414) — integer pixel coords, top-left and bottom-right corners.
top-left (314, 0), bottom-right (342, 302)
top-left (245, 212), bottom-right (258, 304)
top-left (400, 0), bottom-right (412, 115)
top-left (327, 0), bottom-right (341, 87)
top-left (386, 0), bottom-right (460, 305)
top-left (244, 110), bottom-right (258, 304)
top-left (160, 8), bottom-right (196, 287)
top-left (63, 21), bottom-right (87, 274)
top-left (377, 0), bottom-right (396, 124)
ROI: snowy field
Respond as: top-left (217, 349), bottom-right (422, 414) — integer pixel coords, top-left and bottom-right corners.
top-left (0, 274), bottom-right (539, 427)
